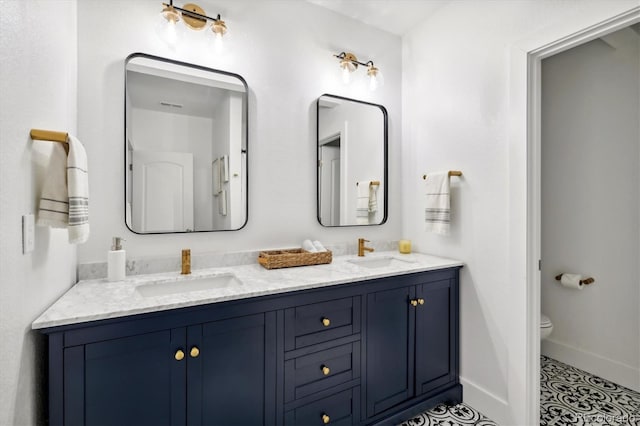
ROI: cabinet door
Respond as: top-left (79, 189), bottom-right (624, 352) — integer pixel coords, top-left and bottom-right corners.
top-left (187, 313), bottom-right (276, 426)
top-left (415, 280), bottom-right (454, 395)
top-left (70, 329), bottom-right (185, 426)
top-left (365, 286), bottom-right (415, 417)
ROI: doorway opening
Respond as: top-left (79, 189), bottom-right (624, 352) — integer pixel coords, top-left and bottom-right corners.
top-left (522, 7), bottom-right (640, 425)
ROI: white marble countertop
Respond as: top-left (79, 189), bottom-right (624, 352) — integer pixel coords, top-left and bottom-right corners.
top-left (32, 251), bottom-right (463, 330)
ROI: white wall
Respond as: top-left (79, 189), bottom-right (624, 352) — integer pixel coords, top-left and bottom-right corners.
top-left (77, 0), bottom-right (402, 263)
top-left (541, 30), bottom-right (640, 391)
top-left (401, 1), bottom-right (639, 423)
top-left (0, 1), bottom-right (78, 424)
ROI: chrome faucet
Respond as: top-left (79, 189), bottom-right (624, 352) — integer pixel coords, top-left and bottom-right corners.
top-left (358, 238), bottom-right (374, 257)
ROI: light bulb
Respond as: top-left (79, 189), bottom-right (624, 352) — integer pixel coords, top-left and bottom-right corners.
top-left (342, 66), bottom-right (351, 84)
top-left (367, 66), bottom-right (384, 91)
top-left (369, 74), bottom-right (379, 91)
top-left (155, 6), bottom-right (183, 48)
top-left (210, 18), bottom-right (227, 55)
top-left (165, 20), bottom-right (178, 46)
top-left (214, 31), bottom-right (224, 53)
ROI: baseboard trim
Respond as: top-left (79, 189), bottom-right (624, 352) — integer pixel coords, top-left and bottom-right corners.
top-left (542, 339), bottom-right (640, 392)
top-left (459, 377), bottom-right (511, 425)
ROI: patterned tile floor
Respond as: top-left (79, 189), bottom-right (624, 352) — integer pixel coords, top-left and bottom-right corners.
top-left (398, 402), bottom-right (497, 426)
top-left (398, 356), bottom-right (640, 425)
top-left (541, 355), bottom-right (640, 425)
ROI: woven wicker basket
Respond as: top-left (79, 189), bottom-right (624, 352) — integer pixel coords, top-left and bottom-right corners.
top-left (257, 248), bottom-right (332, 270)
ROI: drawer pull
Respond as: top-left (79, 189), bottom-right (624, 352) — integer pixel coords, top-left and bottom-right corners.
top-left (321, 317), bottom-right (331, 327)
top-left (174, 349), bottom-right (185, 361)
top-left (418, 298), bottom-right (425, 305)
top-left (322, 414), bottom-right (330, 424)
top-left (321, 365), bottom-right (330, 376)
top-left (410, 299), bottom-right (418, 307)
top-left (190, 346), bottom-right (200, 358)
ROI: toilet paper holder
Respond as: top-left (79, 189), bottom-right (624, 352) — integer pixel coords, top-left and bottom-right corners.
top-left (555, 274), bottom-right (595, 285)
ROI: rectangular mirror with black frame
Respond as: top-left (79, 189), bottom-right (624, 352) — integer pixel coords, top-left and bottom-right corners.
top-left (317, 94), bottom-right (388, 227)
top-left (125, 53), bottom-right (248, 233)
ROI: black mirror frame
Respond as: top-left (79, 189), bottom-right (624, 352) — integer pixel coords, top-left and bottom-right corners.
top-left (316, 93), bottom-right (388, 227)
top-left (124, 52), bottom-right (249, 234)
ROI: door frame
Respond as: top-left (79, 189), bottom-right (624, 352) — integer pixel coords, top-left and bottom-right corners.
top-left (513, 6), bottom-right (640, 424)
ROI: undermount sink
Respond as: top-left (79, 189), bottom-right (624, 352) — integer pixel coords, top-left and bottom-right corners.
top-left (348, 256), bottom-right (416, 269)
top-left (136, 274), bottom-right (242, 297)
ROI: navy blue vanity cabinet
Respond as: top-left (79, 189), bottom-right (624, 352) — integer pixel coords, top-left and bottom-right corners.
top-left (187, 313), bottom-right (276, 426)
top-left (283, 297), bottom-right (362, 425)
top-left (364, 270), bottom-right (460, 423)
top-left (414, 280), bottom-right (457, 395)
top-left (63, 329), bottom-right (180, 426)
top-left (46, 308), bottom-right (276, 426)
top-left (43, 266), bottom-right (461, 426)
top-left (365, 285), bottom-right (414, 417)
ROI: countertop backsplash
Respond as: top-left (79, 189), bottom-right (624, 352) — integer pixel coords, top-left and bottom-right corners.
top-left (78, 240), bottom-right (400, 281)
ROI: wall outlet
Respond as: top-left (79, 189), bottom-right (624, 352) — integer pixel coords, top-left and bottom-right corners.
top-left (22, 214), bottom-right (35, 254)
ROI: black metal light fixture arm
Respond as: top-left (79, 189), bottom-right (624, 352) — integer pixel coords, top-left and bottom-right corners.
top-left (162, 1), bottom-right (223, 23)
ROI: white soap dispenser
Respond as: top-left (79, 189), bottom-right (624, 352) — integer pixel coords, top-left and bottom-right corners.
top-left (108, 237), bottom-right (126, 281)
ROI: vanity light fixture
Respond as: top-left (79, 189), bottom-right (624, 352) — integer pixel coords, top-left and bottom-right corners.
top-left (334, 52), bottom-right (384, 91)
top-left (157, 1), bottom-right (227, 49)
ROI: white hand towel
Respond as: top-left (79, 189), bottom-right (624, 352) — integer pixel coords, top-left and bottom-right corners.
top-left (368, 183), bottom-right (378, 213)
top-left (312, 240), bottom-right (327, 252)
top-left (356, 182), bottom-right (370, 225)
top-left (67, 135), bottom-right (90, 244)
top-left (37, 135), bottom-right (90, 244)
top-left (302, 239), bottom-right (318, 252)
top-left (37, 143), bottom-right (69, 229)
top-left (424, 171), bottom-right (450, 235)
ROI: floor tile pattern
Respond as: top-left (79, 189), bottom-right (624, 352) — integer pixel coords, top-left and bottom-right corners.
top-left (541, 355), bottom-right (640, 425)
top-left (398, 356), bottom-right (640, 425)
top-left (398, 402), bottom-right (498, 426)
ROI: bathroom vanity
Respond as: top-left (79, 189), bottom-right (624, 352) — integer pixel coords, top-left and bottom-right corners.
top-left (34, 253), bottom-right (462, 425)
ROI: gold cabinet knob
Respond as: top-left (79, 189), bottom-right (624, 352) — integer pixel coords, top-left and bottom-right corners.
top-left (321, 365), bottom-right (330, 376)
top-left (322, 414), bottom-right (330, 424)
top-left (175, 349), bottom-right (185, 361)
top-left (410, 299), bottom-right (418, 307)
top-left (418, 298), bottom-right (425, 305)
top-left (322, 317), bottom-right (331, 327)
top-left (190, 346), bottom-right (200, 358)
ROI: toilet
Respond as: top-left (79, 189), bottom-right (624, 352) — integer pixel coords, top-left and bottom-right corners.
top-left (540, 314), bottom-right (553, 340)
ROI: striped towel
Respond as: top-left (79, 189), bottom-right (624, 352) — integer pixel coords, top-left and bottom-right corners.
top-left (67, 136), bottom-right (89, 243)
top-left (37, 144), bottom-right (69, 229)
top-left (424, 171), bottom-right (450, 235)
top-left (356, 181), bottom-right (371, 225)
top-left (37, 135), bottom-right (89, 244)
top-left (368, 183), bottom-right (378, 213)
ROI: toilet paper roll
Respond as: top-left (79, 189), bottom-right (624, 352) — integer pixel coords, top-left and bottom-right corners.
top-left (560, 273), bottom-right (583, 290)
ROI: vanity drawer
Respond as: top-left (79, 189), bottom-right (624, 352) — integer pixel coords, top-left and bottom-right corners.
top-left (285, 342), bottom-right (360, 402)
top-left (284, 387), bottom-right (360, 426)
top-left (285, 297), bottom-right (361, 351)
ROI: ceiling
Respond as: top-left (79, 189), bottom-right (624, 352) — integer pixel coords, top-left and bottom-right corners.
top-left (127, 71), bottom-right (229, 118)
top-left (305, 0), bottom-right (447, 36)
